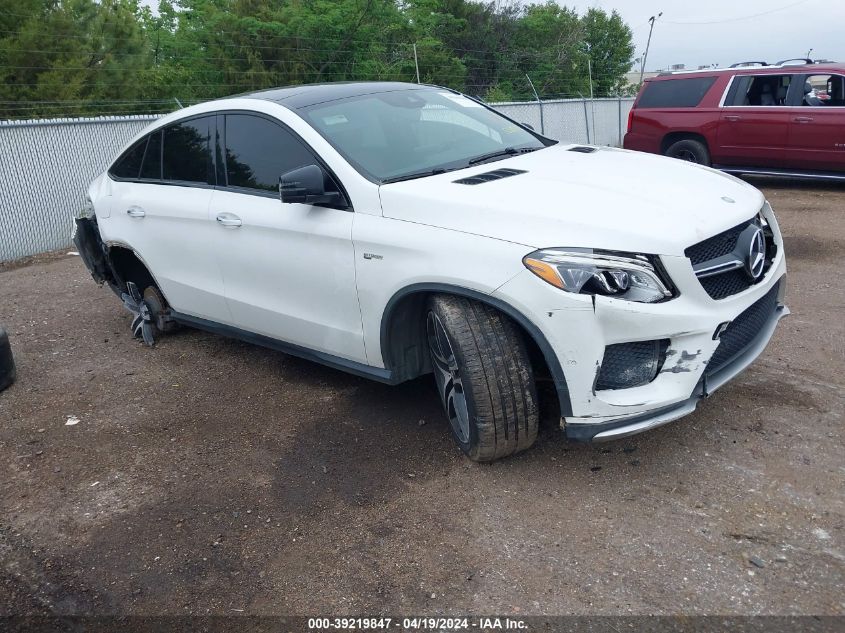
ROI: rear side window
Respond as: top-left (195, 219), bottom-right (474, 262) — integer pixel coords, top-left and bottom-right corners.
top-left (223, 114), bottom-right (316, 192)
top-left (162, 117), bottom-right (214, 184)
top-left (139, 130), bottom-right (162, 180)
top-left (637, 77), bottom-right (717, 108)
top-left (111, 138), bottom-right (147, 179)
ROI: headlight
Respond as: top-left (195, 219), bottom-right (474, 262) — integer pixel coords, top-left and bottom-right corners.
top-left (523, 249), bottom-right (674, 303)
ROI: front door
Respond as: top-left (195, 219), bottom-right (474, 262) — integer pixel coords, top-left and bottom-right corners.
top-left (210, 113), bottom-right (366, 363)
top-left (785, 73), bottom-right (845, 172)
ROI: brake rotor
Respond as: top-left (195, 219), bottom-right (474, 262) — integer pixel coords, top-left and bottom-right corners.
top-left (143, 286), bottom-right (178, 334)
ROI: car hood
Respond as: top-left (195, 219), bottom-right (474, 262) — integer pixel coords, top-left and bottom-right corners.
top-left (377, 144), bottom-right (765, 256)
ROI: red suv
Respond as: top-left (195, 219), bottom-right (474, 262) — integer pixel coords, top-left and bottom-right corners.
top-left (623, 60), bottom-right (845, 179)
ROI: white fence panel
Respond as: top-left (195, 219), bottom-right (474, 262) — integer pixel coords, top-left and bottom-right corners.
top-left (492, 98), bottom-right (634, 146)
top-left (0, 116), bottom-right (157, 261)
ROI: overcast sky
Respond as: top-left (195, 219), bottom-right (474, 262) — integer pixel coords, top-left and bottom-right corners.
top-left (565, 0), bottom-right (844, 71)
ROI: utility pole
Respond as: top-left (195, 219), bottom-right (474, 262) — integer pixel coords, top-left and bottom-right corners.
top-left (639, 12), bottom-right (662, 85)
top-left (413, 43), bottom-right (420, 84)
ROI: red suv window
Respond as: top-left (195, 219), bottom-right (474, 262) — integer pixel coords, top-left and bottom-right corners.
top-left (637, 77), bottom-right (717, 108)
top-left (724, 74), bottom-right (793, 106)
top-left (803, 74), bottom-right (845, 106)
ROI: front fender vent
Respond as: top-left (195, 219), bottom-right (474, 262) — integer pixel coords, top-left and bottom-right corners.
top-left (454, 168), bottom-right (526, 185)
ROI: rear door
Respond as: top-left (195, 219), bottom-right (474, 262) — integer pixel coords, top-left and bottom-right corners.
top-left (108, 116), bottom-right (231, 321)
top-left (716, 73), bottom-right (795, 167)
top-left (785, 73), bottom-right (845, 172)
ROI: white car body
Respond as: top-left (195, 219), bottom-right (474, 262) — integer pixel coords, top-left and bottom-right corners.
top-left (79, 83), bottom-right (787, 445)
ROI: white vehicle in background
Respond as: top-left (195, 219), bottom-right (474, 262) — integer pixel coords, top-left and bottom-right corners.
top-left (75, 82), bottom-right (788, 462)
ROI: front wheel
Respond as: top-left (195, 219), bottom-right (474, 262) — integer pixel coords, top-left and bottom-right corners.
top-left (426, 295), bottom-right (539, 462)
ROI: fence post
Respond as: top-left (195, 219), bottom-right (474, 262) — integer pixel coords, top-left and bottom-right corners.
top-left (582, 99), bottom-right (591, 144)
top-left (618, 97), bottom-right (622, 147)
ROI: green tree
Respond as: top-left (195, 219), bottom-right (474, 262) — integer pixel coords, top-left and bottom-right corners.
top-left (508, 2), bottom-right (586, 99)
top-left (0, 0), bottom-right (151, 117)
top-left (582, 8), bottom-right (634, 96)
top-left (0, 0), bottom-right (636, 118)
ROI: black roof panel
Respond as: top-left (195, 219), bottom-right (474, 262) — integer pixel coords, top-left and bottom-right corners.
top-left (228, 81), bottom-right (431, 109)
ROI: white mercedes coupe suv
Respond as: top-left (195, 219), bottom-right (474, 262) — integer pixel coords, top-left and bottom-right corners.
top-left (75, 82), bottom-right (788, 462)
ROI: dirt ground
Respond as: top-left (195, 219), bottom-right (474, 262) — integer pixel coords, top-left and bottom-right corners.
top-left (1, 180), bottom-right (843, 617)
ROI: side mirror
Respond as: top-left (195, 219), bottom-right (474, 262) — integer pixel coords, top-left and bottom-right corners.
top-left (522, 122), bottom-right (535, 131)
top-left (279, 164), bottom-right (343, 207)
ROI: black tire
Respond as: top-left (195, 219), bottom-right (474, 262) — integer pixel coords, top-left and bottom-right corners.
top-left (426, 295), bottom-right (539, 462)
top-left (0, 327), bottom-right (16, 392)
top-left (665, 138), bottom-right (710, 165)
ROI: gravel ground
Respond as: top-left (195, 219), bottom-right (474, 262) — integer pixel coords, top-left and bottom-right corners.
top-left (0, 180), bottom-right (843, 617)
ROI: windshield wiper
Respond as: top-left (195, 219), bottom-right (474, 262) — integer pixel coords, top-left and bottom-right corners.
top-left (381, 167), bottom-right (448, 184)
top-left (381, 146), bottom-right (543, 183)
top-left (467, 146), bottom-right (539, 166)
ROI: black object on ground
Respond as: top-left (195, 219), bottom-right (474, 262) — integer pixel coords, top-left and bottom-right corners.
top-left (0, 326), bottom-right (16, 391)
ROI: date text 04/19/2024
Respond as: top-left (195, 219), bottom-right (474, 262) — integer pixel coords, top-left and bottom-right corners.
top-left (306, 617), bottom-right (528, 631)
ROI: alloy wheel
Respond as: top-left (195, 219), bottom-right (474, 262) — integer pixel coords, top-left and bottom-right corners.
top-left (426, 311), bottom-right (471, 444)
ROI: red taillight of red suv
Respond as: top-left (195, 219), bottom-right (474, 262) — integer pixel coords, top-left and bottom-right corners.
top-left (627, 107), bottom-right (634, 133)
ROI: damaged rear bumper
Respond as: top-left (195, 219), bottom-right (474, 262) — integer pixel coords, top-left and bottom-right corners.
top-left (564, 301), bottom-right (789, 442)
top-left (73, 216), bottom-right (121, 296)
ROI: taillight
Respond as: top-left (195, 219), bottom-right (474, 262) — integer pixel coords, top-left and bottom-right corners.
top-left (626, 108), bottom-right (635, 134)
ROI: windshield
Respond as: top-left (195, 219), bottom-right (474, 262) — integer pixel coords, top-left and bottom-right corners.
top-left (299, 88), bottom-right (548, 182)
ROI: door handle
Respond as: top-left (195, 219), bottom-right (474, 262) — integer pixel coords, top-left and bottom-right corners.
top-left (724, 115), bottom-right (741, 122)
top-left (126, 206), bottom-right (145, 218)
top-left (793, 116), bottom-right (814, 123)
top-left (216, 212), bottom-right (242, 228)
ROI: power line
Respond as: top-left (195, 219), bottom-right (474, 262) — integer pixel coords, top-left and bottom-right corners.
top-left (0, 28), bottom-right (586, 57)
top-left (0, 65), bottom-right (623, 80)
top-left (662, 0), bottom-right (812, 25)
top-left (0, 47), bottom-right (554, 62)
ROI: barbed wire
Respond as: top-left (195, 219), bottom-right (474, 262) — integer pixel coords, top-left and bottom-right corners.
top-left (0, 45), bottom-right (591, 66)
top-left (0, 28), bottom-right (586, 57)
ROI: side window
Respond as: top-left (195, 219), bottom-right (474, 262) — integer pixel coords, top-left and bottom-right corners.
top-left (111, 137), bottom-right (147, 179)
top-left (727, 74), bottom-right (791, 106)
top-left (139, 130), bottom-right (162, 180)
top-left (802, 74), bottom-right (845, 106)
top-left (162, 117), bottom-right (214, 184)
top-left (637, 77), bottom-right (717, 108)
top-left (223, 114), bottom-right (318, 193)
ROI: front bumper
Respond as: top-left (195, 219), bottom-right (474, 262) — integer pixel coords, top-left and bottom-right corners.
top-left (565, 299), bottom-right (788, 442)
top-left (492, 228), bottom-right (788, 443)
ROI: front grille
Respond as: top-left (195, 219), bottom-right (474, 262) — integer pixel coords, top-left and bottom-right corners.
top-left (596, 339), bottom-right (669, 390)
top-left (706, 279), bottom-right (781, 376)
top-left (685, 216), bottom-right (775, 300)
top-left (685, 221), bottom-right (747, 265)
top-left (699, 269), bottom-right (753, 300)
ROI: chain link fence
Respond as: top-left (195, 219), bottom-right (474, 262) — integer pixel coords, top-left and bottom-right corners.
top-left (0, 116), bottom-right (158, 262)
top-left (0, 98), bottom-right (634, 262)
